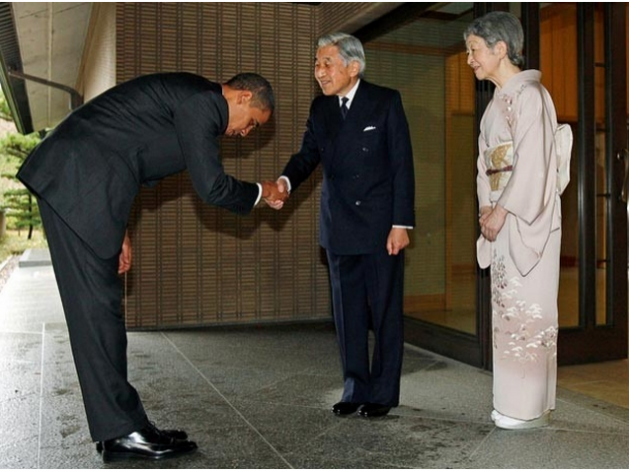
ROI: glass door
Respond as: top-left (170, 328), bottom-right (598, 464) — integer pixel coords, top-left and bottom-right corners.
top-left (356, 2), bottom-right (484, 366)
top-left (540, 2), bottom-right (628, 363)
top-left (356, 2), bottom-right (628, 368)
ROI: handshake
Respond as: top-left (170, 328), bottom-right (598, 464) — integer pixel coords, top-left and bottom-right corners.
top-left (261, 178), bottom-right (290, 210)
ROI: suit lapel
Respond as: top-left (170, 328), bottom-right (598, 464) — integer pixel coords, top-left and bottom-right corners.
top-left (345, 81), bottom-right (371, 126)
top-left (341, 81), bottom-right (378, 146)
top-left (323, 81), bottom-right (379, 161)
top-left (324, 95), bottom-right (344, 144)
top-left (327, 81), bottom-right (376, 141)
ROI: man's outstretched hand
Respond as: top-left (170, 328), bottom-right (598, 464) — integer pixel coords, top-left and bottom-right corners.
top-left (262, 179), bottom-right (289, 209)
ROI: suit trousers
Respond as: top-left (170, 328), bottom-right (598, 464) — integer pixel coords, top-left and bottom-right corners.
top-left (38, 199), bottom-right (148, 441)
top-left (326, 249), bottom-right (405, 406)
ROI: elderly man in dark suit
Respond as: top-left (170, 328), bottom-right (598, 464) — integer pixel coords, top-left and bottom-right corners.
top-left (270, 33), bottom-right (415, 418)
top-left (17, 72), bottom-right (286, 462)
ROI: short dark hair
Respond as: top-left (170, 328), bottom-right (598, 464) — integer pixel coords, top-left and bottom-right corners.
top-left (225, 73), bottom-right (275, 112)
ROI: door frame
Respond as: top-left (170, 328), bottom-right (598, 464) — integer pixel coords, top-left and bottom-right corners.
top-left (357, 2), bottom-right (628, 368)
top-left (555, 3), bottom-right (628, 364)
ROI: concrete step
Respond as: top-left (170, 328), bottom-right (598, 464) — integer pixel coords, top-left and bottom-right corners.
top-left (19, 247), bottom-right (52, 267)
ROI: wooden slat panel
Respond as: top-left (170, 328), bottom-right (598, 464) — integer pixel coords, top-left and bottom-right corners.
top-left (118, 2), bottom-right (329, 329)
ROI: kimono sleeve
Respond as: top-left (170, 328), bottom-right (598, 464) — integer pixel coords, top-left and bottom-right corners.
top-left (497, 86), bottom-right (556, 225)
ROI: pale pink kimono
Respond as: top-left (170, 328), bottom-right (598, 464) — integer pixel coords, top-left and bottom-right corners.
top-left (476, 70), bottom-right (561, 421)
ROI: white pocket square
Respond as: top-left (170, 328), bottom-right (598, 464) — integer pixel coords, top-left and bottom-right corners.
top-left (363, 126), bottom-right (377, 132)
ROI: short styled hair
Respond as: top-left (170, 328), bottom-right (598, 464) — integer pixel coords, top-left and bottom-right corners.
top-left (317, 32), bottom-right (366, 77)
top-left (464, 11), bottom-right (525, 67)
top-left (225, 73), bottom-right (275, 112)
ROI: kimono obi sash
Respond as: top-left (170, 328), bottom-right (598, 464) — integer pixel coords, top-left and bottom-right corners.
top-left (484, 141), bottom-right (514, 192)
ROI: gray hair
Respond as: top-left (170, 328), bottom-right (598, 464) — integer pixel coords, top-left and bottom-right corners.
top-left (317, 32), bottom-right (366, 77)
top-left (463, 11), bottom-right (524, 67)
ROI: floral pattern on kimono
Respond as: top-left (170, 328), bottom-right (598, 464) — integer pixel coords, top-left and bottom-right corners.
top-left (476, 70), bottom-right (561, 421)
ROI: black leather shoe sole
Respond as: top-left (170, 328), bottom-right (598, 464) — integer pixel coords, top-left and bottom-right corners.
top-left (358, 403), bottom-right (391, 418)
top-left (102, 441), bottom-right (198, 462)
top-left (332, 402), bottom-right (362, 416)
top-left (96, 428), bottom-right (189, 454)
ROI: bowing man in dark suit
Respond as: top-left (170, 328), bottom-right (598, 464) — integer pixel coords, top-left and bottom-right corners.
top-left (270, 33), bottom-right (415, 418)
top-left (17, 72), bottom-right (287, 462)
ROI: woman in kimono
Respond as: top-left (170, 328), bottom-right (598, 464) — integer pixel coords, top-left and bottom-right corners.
top-left (464, 12), bottom-right (561, 429)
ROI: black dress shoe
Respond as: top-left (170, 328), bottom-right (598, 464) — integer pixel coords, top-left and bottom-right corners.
top-left (96, 422), bottom-right (188, 453)
top-left (358, 403), bottom-right (391, 418)
top-left (101, 424), bottom-right (197, 462)
top-left (332, 402), bottom-right (362, 416)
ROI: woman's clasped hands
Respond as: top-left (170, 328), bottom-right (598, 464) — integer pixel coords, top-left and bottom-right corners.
top-left (479, 204), bottom-right (508, 242)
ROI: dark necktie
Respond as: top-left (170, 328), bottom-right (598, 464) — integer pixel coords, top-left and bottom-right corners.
top-left (340, 97), bottom-right (349, 120)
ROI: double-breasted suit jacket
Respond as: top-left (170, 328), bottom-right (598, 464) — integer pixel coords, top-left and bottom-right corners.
top-left (282, 79), bottom-right (415, 406)
top-left (18, 72), bottom-right (260, 260)
top-left (282, 80), bottom-right (415, 254)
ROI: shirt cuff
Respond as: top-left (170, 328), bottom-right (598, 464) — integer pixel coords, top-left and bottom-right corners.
top-left (392, 225), bottom-right (413, 229)
top-left (255, 183), bottom-right (263, 206)
top-left (279, 176), bottom-right (292, 193)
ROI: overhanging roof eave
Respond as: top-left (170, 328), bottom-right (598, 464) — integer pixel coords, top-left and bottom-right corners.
top-left (0, 2), bottom-right (34, 135)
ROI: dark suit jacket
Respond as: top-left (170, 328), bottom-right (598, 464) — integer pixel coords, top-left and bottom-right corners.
top-left (18, 73), bottom-right (260, 259)
top-left (282, 80), bottom-right (415, 255)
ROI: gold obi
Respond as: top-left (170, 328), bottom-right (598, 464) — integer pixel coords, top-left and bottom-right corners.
top-left (484, 141), bottom-right (514, 192)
